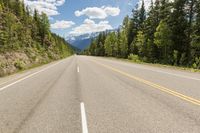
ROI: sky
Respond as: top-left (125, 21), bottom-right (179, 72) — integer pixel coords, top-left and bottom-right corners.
top-left (24, 0), bottom-right (152, 38)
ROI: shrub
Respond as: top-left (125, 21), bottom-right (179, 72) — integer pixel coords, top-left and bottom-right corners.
top-left (179, 53), bottom-right (187, 66)
top-left (192, 57), bottom-right (200, 69)
top-left (173, 50), bottom-right (178, 66)
top-left (128, 54), bottom-right (140, 62)
top-left (14, 60), bottom-right (24, 70)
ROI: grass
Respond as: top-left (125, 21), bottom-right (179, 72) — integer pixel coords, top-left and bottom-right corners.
top-left (100, 56), bottom-right (200, 73)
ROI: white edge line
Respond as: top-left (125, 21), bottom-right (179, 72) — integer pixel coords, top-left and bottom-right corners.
top-left (80, 102), bottom-right (88, 133)
top-left (0, 61), bottom-right (62, 92)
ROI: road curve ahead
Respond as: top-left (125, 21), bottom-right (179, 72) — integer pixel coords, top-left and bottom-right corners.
top-left (0, 55), bottom-right (200, 133)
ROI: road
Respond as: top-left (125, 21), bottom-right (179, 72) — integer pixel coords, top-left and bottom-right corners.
top-left (0, 55), bottom-right (200, 133)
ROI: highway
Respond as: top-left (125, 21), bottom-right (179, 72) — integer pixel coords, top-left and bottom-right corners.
top-left (0, 55), bottom-right (200, 133)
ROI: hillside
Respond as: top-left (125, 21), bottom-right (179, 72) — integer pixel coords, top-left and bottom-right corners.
top-left (85, 0), bottom-right (200, 69)
top-left (0, 0), bottom-right (73, 76)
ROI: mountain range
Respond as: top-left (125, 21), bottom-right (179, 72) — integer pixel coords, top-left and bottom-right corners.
top-left (67, 29), bottom-right (117, 50)
top-left (66, 32), bottom-right (99, 50)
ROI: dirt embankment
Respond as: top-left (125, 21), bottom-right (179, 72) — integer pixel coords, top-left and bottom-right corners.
top-left (0, 50), bottom-right (61, 77)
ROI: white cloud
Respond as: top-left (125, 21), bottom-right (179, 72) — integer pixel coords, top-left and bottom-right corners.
top-left (24, 0), bottom-right (65, 16)
top-left (75, 6), bottom-right (120, 19)
top-left (51, 20), bottom-right (75, 29)
top-left (69, 19), bottom-right (113, 36)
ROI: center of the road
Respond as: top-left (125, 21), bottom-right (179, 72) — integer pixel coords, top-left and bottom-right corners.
top-left (77, 66), bottom-right (80, 73)
top-left (80, 102), bottom-right (88, 133)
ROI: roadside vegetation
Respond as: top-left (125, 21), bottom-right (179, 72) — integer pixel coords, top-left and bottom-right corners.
top-left (0, 0), bottom-right (74, 76)
top-left (83, 0), bottom-right (200, 70)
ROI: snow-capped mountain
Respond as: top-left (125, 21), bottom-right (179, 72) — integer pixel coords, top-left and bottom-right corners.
top-left (66, 29), bottom-right (117, 50)
top-left (66, 32), bottom-right (100, 50)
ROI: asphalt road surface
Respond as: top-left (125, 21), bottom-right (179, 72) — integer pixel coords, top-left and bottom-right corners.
top-left (0, 55), bottom-right (200, 133)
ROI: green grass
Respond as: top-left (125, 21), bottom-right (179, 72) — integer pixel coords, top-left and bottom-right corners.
top-left (101, 56), bottom-right (200, 73)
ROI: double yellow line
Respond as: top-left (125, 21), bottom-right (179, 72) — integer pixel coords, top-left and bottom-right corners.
top-left (92, 60), bottom-right (200, 106)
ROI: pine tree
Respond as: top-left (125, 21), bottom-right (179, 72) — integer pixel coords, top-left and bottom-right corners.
top-left (129, 1), bottom-right (146, 57)
top-left (143, 0), bottom-right (160, 61)
top-left (191, 0), bottom-right (200, 56)
top-left (104, 32), bottom-right (117, 56)
top-left (138, 0), bottom-right (146, 30)
top-left (159, 0), bottom-right (172, 20)
top-left (119, 30), bottom-right (128, 58)
top-left (129, 6), bottom-right (140, 54)
top-left (169, 0), bottom-right (188, 65)
top-left (154, 20), bottom-right (173, 63)
top-left (39, 13), bottom-right (50, 45)
top-left (121, 16), bottom-right (129, 57)
top-left (132, 5), bottom-right (140, 34)
top-left (89, 40), bottom-right (97, 55)
top-left (135, 31), bottom-right (146, 57)
top-left (15, 0), bottom-right (23, 17)
top-left (98, 32), bottom-right (106, 56)
top-left (34, 9), bottom-right (39, 22)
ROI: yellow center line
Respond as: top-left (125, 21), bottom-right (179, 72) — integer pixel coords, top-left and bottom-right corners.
top-left (91, 60), bottom-right (200, 106)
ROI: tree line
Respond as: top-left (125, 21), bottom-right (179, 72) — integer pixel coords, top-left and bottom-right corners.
top-left (0, 0), bottom-right (73, 57)
top-left (84, 0), bottom-right (200, 69)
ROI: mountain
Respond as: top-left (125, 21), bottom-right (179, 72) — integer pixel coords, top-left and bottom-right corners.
top-left (67, 29), bottom-right (117, 50)
top-left (66, 33), bottom-right (99, 50)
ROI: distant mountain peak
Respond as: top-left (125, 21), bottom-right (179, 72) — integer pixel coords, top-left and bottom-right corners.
top-left (66, 30), bottom-right (117, 50)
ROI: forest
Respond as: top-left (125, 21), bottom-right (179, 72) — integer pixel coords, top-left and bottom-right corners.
top-left (84, 0), bottom-right (200, 69)
top-left (0, 0), bottom-right (73, 76)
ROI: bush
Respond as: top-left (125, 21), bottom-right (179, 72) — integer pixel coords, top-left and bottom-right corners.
top-left (192, 57), bottom-right (200, 69)
top-left (14, 60), bottom-right (24, 70)
top-left (142, 56), bottom-right (148, 62)
top-left (173, 50), bottom-right (178, 66)
top-left (179, 53), bottom-right (187, 66)
top-left (128, 54), bottom-right (140, 62)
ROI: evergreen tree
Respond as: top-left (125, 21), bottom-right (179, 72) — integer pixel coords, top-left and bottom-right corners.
top-left (138, 0), bottom-right (146, 30)
top-left (129, 6), bottom-right (140, 54)
top-left (121, 16), bottom-right (129, 57)
top-left (159, 0), bottom-right (172, 20)
top-left (15, 0), bottom-right (23, 17)
top-left (135, 31), bottom-right (146, 57)
top-left (89, 40), bottom-right (97, 55)
top-left (104, 32), bottom-right (117, 56)
top-left (154, 20), bottom-right (173, 63)
top-left (119, 30), bottom-right (128, 58)
top-left (169, 0), bottom-right (188, 65)
top-left (39, 13), bottom-right (50, 45)
top-left (143, 0), bottom-right (160, 61)
top-left (191, 0), bottom-right (200, 57)
top-left (34, 9), bottom-right (39, 22)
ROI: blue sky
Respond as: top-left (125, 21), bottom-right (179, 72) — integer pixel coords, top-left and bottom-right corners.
top-left (24, 0), bottom-right (141, 38)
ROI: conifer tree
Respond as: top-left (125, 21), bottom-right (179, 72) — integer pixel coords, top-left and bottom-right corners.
top-left (154, 20), bottom-right (173, 63)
